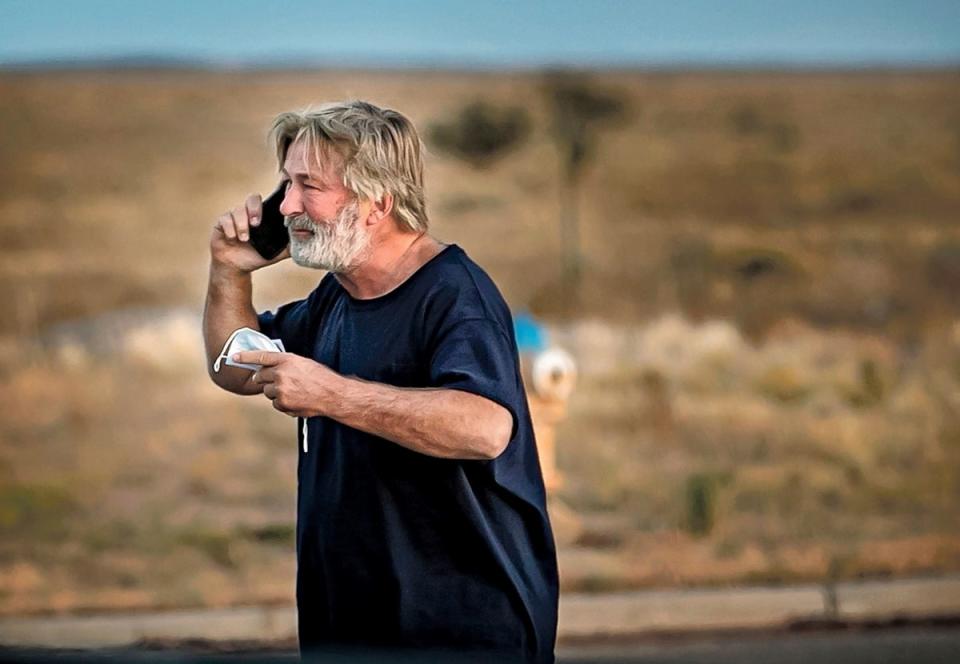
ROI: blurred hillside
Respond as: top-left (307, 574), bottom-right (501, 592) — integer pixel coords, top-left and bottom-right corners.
top-left (1, 69), bottom-right (959, 615)
top-left (2, 70), bottom-right (959, 334)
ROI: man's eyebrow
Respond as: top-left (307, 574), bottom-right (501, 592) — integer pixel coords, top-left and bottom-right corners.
top-left (280, 167), bottom-right (322, 182)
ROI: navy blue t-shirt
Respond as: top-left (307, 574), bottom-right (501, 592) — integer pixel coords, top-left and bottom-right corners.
top-left (257, 244), bottom-right (558, 662)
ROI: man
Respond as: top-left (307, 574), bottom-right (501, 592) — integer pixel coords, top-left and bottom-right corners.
top-left (202, 100), bottom-right (558, 662)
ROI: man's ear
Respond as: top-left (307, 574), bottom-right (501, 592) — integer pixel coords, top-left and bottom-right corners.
top-left (368, 192), bottom-right (394, 224)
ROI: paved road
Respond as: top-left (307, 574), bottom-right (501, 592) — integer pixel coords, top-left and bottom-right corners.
top-left (1, 627), bottom-right (959, 663)
top-left (561, 627), bottom-right (960, 663)
top-left (1, 575), bottom-right (959, 662)
top-left (559, 574), bottom-right (960, 638)
top-left (4, 575), bottom-right (959, 649)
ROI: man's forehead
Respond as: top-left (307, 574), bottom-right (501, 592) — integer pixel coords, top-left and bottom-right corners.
top-left (283, 138), bottom-right (342, 181)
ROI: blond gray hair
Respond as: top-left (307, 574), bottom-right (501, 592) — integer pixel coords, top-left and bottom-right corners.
top-left (269, 101), bottom-right (428, 233)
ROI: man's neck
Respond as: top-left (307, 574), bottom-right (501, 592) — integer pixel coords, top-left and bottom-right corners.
top-left (334, 231), bottom-right (445, 300)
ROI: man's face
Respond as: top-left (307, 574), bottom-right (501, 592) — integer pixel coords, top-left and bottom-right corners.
top-left (279, 139), bottom-right (372, 272)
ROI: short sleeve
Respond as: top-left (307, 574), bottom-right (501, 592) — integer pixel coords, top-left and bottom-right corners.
top-left (429, 317), bottom-right (523, 441)
top-left (257, 298), bottom-right (311, 357)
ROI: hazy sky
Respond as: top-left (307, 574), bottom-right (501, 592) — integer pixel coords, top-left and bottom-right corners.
top-left (1, 0), bottom-right (958, 68)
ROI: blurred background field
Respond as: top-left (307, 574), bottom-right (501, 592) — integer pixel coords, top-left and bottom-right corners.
top-left (1, 66), bottom-right (960, 616)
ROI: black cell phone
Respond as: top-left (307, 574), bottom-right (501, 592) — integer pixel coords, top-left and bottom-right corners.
top-left (248, 182), bottom-right (289, 260)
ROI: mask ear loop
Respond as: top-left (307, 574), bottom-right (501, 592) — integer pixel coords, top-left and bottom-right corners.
top-left (212, 327), bottom-right (245, 373)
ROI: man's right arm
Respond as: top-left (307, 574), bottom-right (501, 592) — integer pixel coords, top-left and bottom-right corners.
top-left (203, 192), bottom-right (290, 395)
top-left (203, 265), bottom-right (262, 395)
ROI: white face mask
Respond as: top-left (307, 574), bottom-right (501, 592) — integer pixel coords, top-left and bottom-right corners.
top-left (213, 327), bottom-right (285, 373)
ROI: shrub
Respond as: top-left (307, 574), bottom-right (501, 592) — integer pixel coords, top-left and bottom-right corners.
top-left (176, 528), bottom-right (236, 568)
top-left (684, 473), bottom-right (716, 537)
top-left (0, 484), bottom-right (76, 537)
top-left (756, 365), bottom-right (812, 404)
top-left (427, 101), bottom-right (531, 169)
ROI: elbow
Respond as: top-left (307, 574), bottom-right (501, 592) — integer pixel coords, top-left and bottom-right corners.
top-left (478, 407), bottom-right (513, 460)
top-left (444, 392), bottom-right (514, 461)
top-left (207, 366), bottom-right (235, 393)
top-left (207, 366), bottom-right (259, 395)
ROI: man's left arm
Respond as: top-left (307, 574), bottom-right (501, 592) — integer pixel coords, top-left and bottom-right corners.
top-left (233, 351), bottom-right (514, 461)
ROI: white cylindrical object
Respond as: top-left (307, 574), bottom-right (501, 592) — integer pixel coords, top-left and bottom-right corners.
top-left (532, 347), bottom-right (577, 401)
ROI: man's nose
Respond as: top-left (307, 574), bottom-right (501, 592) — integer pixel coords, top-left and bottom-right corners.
top-left (279, 186), bottom-right (301, 217)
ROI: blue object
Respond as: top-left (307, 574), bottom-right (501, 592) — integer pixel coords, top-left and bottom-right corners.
top-left (514, 311), bottom-right (548, 354)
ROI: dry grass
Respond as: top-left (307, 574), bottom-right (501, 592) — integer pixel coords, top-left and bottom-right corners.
top-left (553, 315), bottom-right (960, 590)
top-left (1, 68), bottom-right (959, 613)
top-left (0, 334), bottom-right (299, 614)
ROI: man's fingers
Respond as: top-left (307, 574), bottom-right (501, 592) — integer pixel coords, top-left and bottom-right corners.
top-left (233, 350), bottom-right (283, 366)
top-left (217, 213), bottom-right (237, 240)
top-left (215, 194), bottom-right (261, 242)
top-left (231, 206), bottom-right (250, 242)
top-left (263, 385), bottom-right (296, 417)
top-left (272, 399), bottom-right (297, 417)
top-left (246, 193), bottom-right (262, 227)
top-left (251, 367), bottom-right (277, 384)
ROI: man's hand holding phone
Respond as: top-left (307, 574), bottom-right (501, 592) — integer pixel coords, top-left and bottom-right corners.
top-left (210, 183), bottom-right (290, 274)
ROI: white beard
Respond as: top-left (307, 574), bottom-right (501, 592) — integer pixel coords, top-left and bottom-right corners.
top-left (284, 200), bottom-right (370, 272)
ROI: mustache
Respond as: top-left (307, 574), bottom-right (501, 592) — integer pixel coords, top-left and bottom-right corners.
top-left (284, 214), bottom-right (316, 232)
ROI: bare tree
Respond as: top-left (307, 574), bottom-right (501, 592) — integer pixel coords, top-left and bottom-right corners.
top-left (543, 72), bottom-right (628, 286)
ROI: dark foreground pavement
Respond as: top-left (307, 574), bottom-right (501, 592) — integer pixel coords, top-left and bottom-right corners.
top-left (1, 626), bottom-right (960, 664)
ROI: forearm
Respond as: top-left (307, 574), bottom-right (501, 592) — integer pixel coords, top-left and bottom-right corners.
top-left (325, 375), bottom-right (513, 461)
top-left (202, 263), bottom-right (261, 394)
